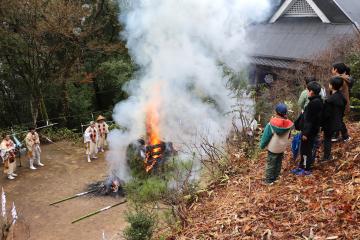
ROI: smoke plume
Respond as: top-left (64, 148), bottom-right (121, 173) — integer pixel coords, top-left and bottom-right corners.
top-left (107, 0), bottom-right (273, 180)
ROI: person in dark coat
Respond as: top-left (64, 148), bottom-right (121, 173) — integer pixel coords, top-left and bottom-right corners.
top-left (331, 63), bottom-right (350, 141)
top-left (293, 81), bottom-right (324, 175)
top-left (322, 77), bottom-right (347, 161)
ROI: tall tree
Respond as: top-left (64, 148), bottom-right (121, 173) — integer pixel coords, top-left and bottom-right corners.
top-left (0, 0), bottom-right (126, 126)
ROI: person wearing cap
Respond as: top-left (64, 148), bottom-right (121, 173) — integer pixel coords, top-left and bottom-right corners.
top-left (84, 121), bottom-right (98, 162)
top-left (260, 103), bottom-right (294, 184)
top-left (25, 127), bottom-right (44, 170)
top-left (1, 134), bottom-right (18, 180)
top-left (293, 81), bottom-right (324, 175)
top-left (96, 115), bottom-right (109, 153)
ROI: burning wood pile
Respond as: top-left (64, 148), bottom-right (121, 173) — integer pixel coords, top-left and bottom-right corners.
top-left (127, 138), bottom-right (176, 177)
top-left (143, 98), bottom-right (176, 173)
top-left (126, 100), bottom-right (177, 176)
top-left (88, 99), bottom-right (176, 198)
top-left (85, 138), bottom-right (176, 198)
top-left (144, 139), bottom-right (176, 173)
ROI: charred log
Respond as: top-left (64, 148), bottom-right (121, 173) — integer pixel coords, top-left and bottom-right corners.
top-left (87, 176), bottom-right (126, 197)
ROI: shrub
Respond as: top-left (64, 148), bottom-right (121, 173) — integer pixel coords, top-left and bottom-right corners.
top-left (125, 177), bottom-right (167, 204)
top-left (254, 85), bottom-right (274, 127)
top-left (123, 210), bottom-right (156, 240)
top-left (125, 142), bottom-right (149, 180)
top-left (347, 53), bottom-right (360, 120)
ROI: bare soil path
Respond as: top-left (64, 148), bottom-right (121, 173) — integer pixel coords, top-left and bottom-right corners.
top-left (0, 141), bottom-right (127, 240)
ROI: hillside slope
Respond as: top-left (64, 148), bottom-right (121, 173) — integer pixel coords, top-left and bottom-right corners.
top-left (177, 123), bottom-right (360, 240)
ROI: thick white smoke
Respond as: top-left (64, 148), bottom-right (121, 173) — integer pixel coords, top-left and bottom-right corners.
top-left (107, 0), bottom-right (272, 180)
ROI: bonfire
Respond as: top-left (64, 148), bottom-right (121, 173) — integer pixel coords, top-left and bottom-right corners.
top-left (125, 95), bottom-right (177, 178)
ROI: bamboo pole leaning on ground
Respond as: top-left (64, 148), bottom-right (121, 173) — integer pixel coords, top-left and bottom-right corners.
top-left (71, 200), bottom-right (127, 224)
top-left (41, 134), bottom-right (72, 155)
top-left (49, 190), bottom-right (97, 206)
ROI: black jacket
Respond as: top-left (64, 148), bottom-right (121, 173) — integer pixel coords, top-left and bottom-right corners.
top-left (302, 95), bottom-right (324, 138)
top-left (322, 91), bottom-right (347, 133)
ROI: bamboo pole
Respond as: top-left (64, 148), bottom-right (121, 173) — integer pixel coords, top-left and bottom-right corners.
top-left (13, 123), bottom-right (59, 135)
top-left (71, 200), bottom-right (127, 224)
top-left (49, 190), bottom-right (97, 206)
top-left (41, 135), bottom-right (72, 155)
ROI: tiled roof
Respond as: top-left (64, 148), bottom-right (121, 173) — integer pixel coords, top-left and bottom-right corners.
top-left (333, 0), bottom-right (360, 29)
top-left (250, 57), bottom-right (298, 69)
top-left (248, 18), bottom-right (358, 61)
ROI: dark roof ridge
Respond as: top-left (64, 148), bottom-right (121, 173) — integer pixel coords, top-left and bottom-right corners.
top-left (252, 55), bottom-right (302, 62)
top-left (332, 0), bottom-right (360, 30)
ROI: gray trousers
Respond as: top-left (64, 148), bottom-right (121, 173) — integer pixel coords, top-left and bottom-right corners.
top-left (265, 151), bottom-right (284, 183)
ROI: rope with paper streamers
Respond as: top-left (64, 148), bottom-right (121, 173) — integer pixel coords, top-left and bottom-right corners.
top-left (1, 188), bottom-right (18, 237)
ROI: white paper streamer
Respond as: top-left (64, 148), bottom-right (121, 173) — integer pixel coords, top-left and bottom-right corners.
top-left (11, 202), bottom-right (17, 224)
top-left (1, 187), bottom-right (6, 219)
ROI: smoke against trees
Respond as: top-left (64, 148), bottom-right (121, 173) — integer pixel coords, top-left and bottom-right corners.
top-left (107, 0), bottom-right (273, 180)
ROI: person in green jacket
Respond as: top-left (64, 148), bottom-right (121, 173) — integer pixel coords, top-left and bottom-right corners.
top-left (260, 103), bottom-right (294, 184)
top-left (298, 77), bottom-right (326, 111)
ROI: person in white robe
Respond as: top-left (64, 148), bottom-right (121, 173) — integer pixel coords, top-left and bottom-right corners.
top-left (1, 134), bottom-right (17, 180)
top-left (25, 127), bottom-right (44, 170)
top-left (96, 115), bottom-right (109, 152)
top-left (84, 121), bottom-right (98, 162)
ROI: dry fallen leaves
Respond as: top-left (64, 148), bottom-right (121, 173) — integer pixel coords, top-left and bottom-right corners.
top-left (175, 123), bottom-right (360, 240)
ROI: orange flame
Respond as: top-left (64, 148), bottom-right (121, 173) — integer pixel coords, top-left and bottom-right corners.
top-left (146, 102), bottom-right (161, 147)
top-left (144, 87), bottom-right (162, 172)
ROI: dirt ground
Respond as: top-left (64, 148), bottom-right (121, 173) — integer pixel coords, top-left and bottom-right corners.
top-left (0, 142), bottom-right (127, 240)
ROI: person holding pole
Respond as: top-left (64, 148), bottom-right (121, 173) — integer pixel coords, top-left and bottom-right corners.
top-left (25, 127), bottom-right (44, 170)
top-left (1, 134), bottom-right (18, 180)
top-left (84, 121), bottom-right (98, 162)
top-left (96, 115), bottom-right (109, 153)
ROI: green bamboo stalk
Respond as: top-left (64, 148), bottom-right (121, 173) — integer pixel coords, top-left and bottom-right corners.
top-left (71, 200), bottom-right (127, 224)
top-left (49, 190), bottom-right (97, 206)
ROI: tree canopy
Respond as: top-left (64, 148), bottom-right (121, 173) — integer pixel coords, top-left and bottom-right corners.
top-left (0, 0), bottom-right (134, 128)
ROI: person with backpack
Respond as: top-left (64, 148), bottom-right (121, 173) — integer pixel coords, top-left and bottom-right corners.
top-left (292, 81), bottom-right (324, 175)
top-left (260, 103), bottom-right (294, 184)
top-left (321, 77), bottom-right (347, 162)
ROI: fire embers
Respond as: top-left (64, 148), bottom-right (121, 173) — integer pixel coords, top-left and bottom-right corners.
top-left (144, 141), bottom-right (176, 173)
top-left (144, 142), bottom-right (165, 172)
top-left (88, 176), bottom-right (125, 197)
top-left (127, 139), bottom-right (176, 175)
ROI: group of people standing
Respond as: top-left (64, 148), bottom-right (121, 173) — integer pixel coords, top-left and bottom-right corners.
top-left (260, 62), bottom-right (355, 184)
top-left (83, 115), bottom-right (109, 163)
top-left (1, 115), bottom-right (110, 180)
top-left (1, 127), bottom-right (44, 180)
